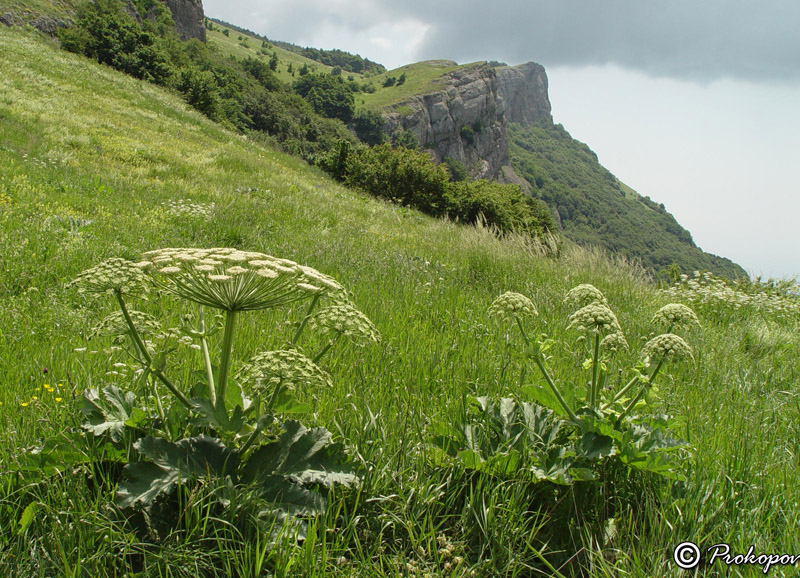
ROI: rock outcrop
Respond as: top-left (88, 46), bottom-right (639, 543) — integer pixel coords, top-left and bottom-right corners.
top-left (380, 61), bottom-right (551, 181)
top-left (162, 0), bottom-right (206, 41)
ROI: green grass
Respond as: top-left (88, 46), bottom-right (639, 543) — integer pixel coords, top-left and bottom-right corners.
top-left (2, 27), bottom-right (800, 577)
top-left (358, 60), bottom-right (477, 109)
top-left (0, 0), bottom-right (78, 20)
top-left (205, 24), bottom-right (341, 85)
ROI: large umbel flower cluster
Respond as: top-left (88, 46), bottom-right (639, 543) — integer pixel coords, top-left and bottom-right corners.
top-left (237, 349), bottom-right (332, 397)
top-left (310, 302), bottom-right (381, 345)
top-left (138, 248), bottom-right (342, 312)
top-left (69, 258), bottom-right (149, 297)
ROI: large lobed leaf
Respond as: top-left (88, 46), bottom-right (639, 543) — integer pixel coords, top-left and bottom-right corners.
top-left (81, 386), bottom-right (147, 443)
top-left (116, 435), bottom-right (239, 509)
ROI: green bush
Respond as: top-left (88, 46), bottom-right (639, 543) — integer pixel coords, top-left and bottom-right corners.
top-left (58, 0), bottom-right (172, 85)
top-left (351, 109), bottom-right (386, 145)
top-left (175, 67), bottom-right (220, 119)
top-left (321, 142), bottom-right (556, 238)
top-left (293, 73), bottom-right (355, 122)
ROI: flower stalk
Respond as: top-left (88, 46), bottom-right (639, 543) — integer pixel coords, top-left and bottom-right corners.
top-left (215, 309), bottom-right (239, 411)
top-left (115, 292), bottom-right (193, 410)
top-left (198, 309), bottom-right (217, 404)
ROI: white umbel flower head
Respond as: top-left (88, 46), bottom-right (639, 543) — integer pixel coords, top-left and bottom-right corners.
top-left (564, 284), bottom-right (607, 308)
top-left (310, 302), bottom-right (381, 345)
top-left (237, 349), bottom-right (332, 397)
top-left (600, 331), bottom-right (629, 353)
top-left (567, 302), bottom-right (621, 334)
top-left (488, 292), bottom-right (537, 323)
top-left (641, 333), bottom-right (694, 362)
top-left (652, 303), bottom-right (700, 331)
top-left (70, 258), bottom-right (149, 297)
top-left (139, 248), bottom-right (342, 312)
top-left (90, 310), bottom-right (161, 341)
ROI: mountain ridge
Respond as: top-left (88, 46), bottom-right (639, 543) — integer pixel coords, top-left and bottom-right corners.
top-left (360, 59), bottom-right (744, 277)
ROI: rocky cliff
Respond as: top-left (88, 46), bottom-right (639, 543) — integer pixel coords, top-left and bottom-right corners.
top-left (381, 61), bottom-right (551, 181)
top-left (0, 0), bottom-right (205, 41)
top-left (162, 0), bottom-right (205, 41)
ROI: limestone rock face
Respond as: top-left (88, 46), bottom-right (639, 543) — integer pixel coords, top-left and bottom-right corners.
top-left (381, 62), bottom-right (552, 181)
top-left (495, 62), bottom-right (551, 125)
top-left (162, 0), bottom-right (205, 41)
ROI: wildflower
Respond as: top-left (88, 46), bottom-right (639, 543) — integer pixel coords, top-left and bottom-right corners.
top-left (641, 333), bottom-right (694, 362)
top-left (488, 292), bottom-right (537, 323)
top-left (564, 284), bottom-right (606, 308)
top-left (140, 248), bottom-right (339, 312)
top-left (652, 303), bottom-right (700, 331)
top-left (567, 302), bottom-right (621, 334)
top-left (600, 332), bottom-right (629, 353)
top-left (237, 349), bottom-right (332, 397)
top-left (310, 303), bottom-right (381, 345)
top-left (90, 310), bottom-right (161, 341)
top-left (69, 258), bottom-right (149, 297)
top-left (55, 397), bottom-right (63, 403)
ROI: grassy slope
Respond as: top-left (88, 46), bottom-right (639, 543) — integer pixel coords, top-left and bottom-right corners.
top-left (1, 28), bottom-right (799, 577)
top-left (205, 23), bottom-right (343, 85)
top-left (0, 0), bottom-right (78, 20)
top-left (358, 60), bottom-right (477, 109)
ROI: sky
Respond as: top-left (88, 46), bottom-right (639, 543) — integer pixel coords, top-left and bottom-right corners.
top-left (203, 0), bottom-right (800, 279)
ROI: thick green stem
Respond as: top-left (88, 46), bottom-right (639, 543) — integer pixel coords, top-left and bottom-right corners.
top-left (515, 317), bottom-right (531, 346)
top-left (313, 332), bottom-right (341, 364)
top-left (115, 292), bottom-right (193, 410)
top-left (590, 332), bottom-right (600, 409)
top-left (266, 379), bottom-right (285, 412)
top-left (532, 355), bottom-right (578, 423)
top-left (215, 309), bottom-right (239, 412)
top-left (292, 294), bottom-right (320, 345)
top-left (613, 375), bottom-right (641, 404)
top-left (617, 356), bottom-right (666, 425)
top-left (198, 310), bottom-right (216, 405)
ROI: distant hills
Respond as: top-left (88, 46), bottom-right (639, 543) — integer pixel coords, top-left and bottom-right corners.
top-left (0, 0), bottom-right (746, 278)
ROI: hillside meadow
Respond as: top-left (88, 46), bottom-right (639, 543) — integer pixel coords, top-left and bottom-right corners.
top-left (2, 27), bottom-right (800, 577)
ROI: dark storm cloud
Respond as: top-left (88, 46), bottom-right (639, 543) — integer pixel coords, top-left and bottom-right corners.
top-left (408, 0), bottom-right (800, 81)
top-left (205, 0), bottom-right (800, 81)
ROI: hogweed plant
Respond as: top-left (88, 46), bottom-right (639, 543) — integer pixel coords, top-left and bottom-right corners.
top-left (30, 248), bottom-right (379, 543)
top-left (435, 284), bottom-right (694, 485)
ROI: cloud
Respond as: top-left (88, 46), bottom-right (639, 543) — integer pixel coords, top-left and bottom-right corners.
top-left (204, 0), bottom-right (800, 82)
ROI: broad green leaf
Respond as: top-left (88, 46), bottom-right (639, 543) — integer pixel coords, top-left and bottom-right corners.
top-left (81, 386), bottom-right (145, 443)
top-left (243, 421), bottom-right (357, 489)
top-left (190, 397), bottom-right (245, 434)
top-left (17, 501), bottom-right (39, 535)
top-left (116, 435), bottom-right (239, 509)
top-left (577, 431), bottom-right (615, 460)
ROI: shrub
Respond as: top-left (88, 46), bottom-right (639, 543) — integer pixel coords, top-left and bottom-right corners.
top-left (351, 109), bottom-right (386, 145)
top-left (59, 0), bottom-right (172, 85)
top-left (294, 73), bottom-right (355, 122)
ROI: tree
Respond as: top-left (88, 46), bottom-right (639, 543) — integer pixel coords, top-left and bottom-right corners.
top-left (294, 73), bottom-right (355, 122)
